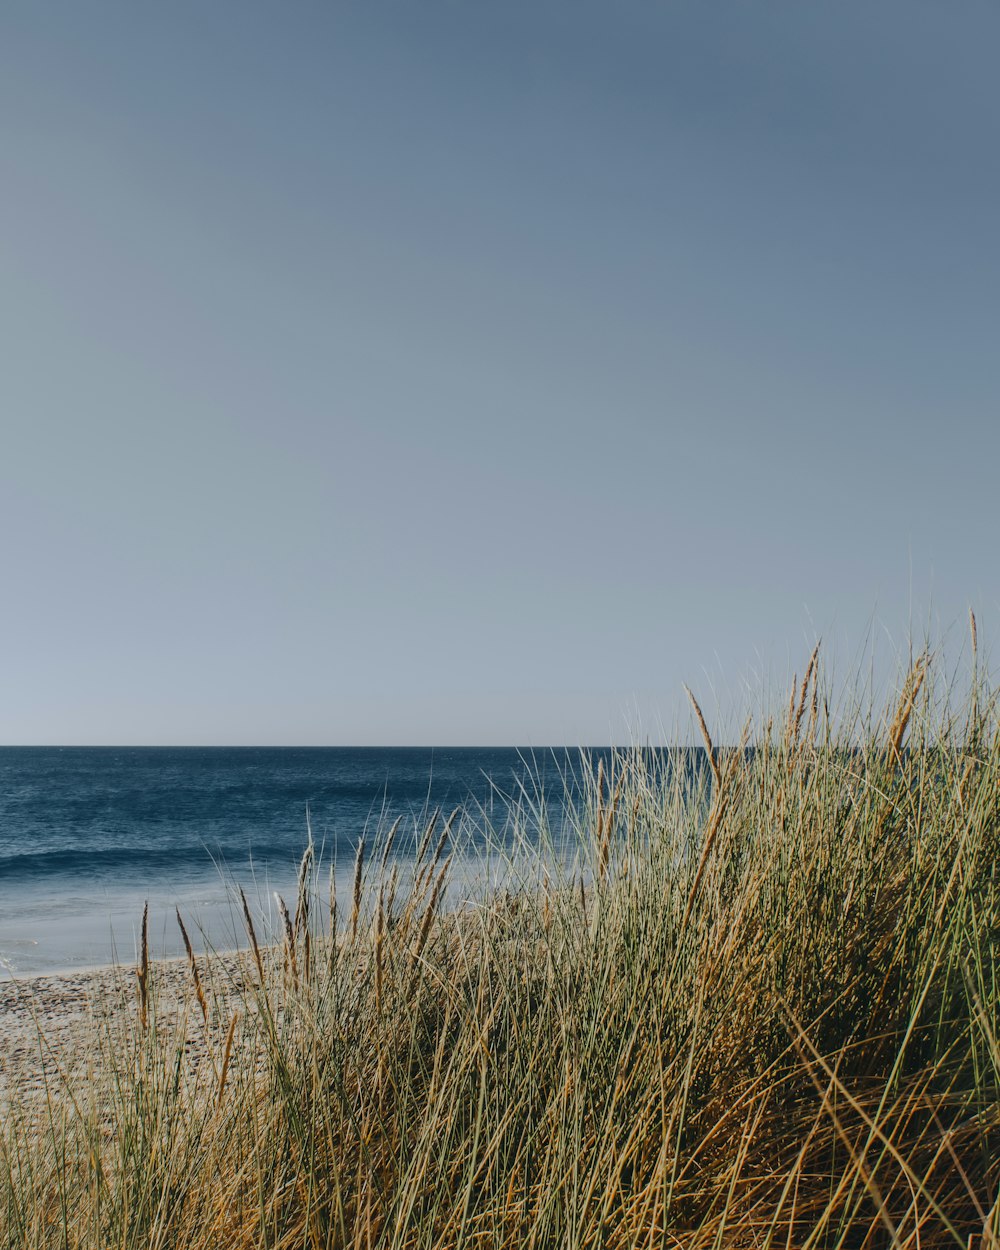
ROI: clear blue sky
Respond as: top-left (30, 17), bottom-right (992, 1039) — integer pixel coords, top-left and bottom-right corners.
top-left (2, 2), bottom-right (997, 744)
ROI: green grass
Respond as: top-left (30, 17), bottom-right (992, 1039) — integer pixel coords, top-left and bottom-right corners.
top-left (3, 638), bottom-right (1000, 1248)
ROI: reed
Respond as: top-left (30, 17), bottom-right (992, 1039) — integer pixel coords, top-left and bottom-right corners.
top-left (3, 639), bottom-right (1000, 1249)
top-left (136, 899), bottom-right (149, 1032)
top-left (176, 907), bottom-right (209, 1027)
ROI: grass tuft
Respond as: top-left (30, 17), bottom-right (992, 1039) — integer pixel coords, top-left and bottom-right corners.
top-left (3, 644), bottom-right (1000, 1247)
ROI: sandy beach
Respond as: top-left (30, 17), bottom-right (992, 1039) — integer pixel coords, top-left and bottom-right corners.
top-left (0, 952), bottom-right (256, 1110)
top-left (2, 966), bottom-right (124, 1109)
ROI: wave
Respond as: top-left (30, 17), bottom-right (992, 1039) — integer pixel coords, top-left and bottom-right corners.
top-left (0, 841), bottom-right (311, 883)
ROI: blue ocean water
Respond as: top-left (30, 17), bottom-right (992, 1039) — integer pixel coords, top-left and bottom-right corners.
top-left (0, 747), bottom-right (591, 977)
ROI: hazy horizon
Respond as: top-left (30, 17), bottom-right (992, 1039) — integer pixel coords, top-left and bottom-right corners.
top-left (3, 2), bottom-right (998, 745)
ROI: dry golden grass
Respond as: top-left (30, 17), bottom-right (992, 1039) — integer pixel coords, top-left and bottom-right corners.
top-left (3, 644), bottom-right (1000, 1248)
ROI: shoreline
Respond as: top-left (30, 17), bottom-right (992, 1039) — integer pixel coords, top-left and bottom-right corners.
top-left (0, 882), bottom-right (301, 984)
top-left (0, 940), bottom-right (247, 987)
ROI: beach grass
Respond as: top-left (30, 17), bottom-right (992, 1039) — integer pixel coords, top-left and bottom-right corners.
top-left (3, 637), bottom-right (1000, 1247)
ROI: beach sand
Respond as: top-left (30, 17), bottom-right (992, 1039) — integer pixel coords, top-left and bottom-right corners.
top-left (0, 952), bottom-right (257, 1110)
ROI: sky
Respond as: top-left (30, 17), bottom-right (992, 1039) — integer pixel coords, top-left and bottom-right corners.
top-left (1, 1), bottom-right (998, 745)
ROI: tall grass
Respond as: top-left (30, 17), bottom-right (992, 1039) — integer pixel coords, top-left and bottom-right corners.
top-left (3, 641), bottom-right (1000, 1248)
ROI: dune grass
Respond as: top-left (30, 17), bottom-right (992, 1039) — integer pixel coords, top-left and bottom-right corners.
top-left (3, 638), bottom-right (1000, 1248)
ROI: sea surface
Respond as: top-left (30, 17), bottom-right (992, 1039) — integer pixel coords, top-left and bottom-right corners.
top-left (0, 746), bottom-right (596, 977)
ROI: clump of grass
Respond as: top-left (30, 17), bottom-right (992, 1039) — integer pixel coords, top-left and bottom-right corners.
top-left (3, 635), bottom-right (1000, 1248)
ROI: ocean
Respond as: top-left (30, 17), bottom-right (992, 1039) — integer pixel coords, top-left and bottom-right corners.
top-left (0, 746), bottom-right (597, 977)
